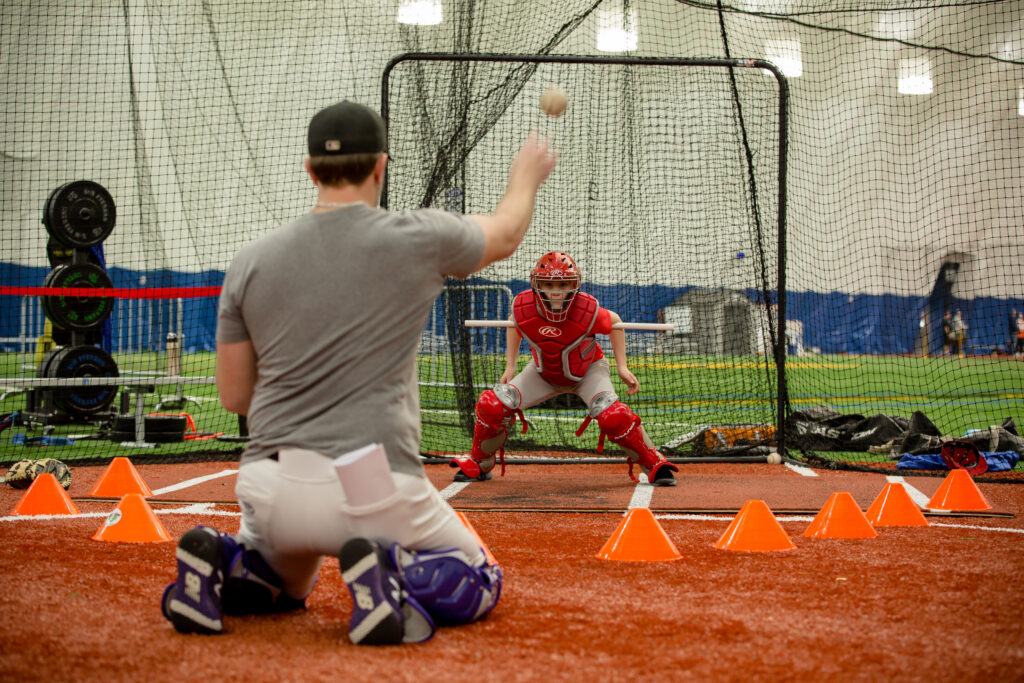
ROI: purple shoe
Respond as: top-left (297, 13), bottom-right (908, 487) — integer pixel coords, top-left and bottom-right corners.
top-left (339, 538), bottom-right (435, 645)
top-left (339, 538), bottom-right (404, 645)
top-left (162, 527), bottom-right (225, 634)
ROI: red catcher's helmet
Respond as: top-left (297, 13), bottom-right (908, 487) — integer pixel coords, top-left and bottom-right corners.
top-left (530, 251), bottom-right (581, 322)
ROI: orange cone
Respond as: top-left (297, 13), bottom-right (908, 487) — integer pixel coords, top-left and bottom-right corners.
top-left (597, 508), bottom-right (682, 562)
top-left (865, 483), bottom-right (928, 527)
top-left (12, 473), bottom-right (80, 516)
top-left (89, 457), bottom-right (153, 498)
top-left (715, 500), bottom-right (795, 552)
top-left (803, 492), bottom-right (877, 538)
top-left (92, 493), bottom-right (172, 543)
top-left (456, 510), bottom-right (498, 566)
top-left (926, 469), bottom-right (992, 511)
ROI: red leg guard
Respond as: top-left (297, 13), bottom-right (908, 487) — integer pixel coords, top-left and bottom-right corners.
top-left (594, 401), bottom-right (679, 484)
top-left (450, 388), bottom-right (523, 479)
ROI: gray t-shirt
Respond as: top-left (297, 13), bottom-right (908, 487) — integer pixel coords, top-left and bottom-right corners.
top-left (217, 203), bottom-right (484, 474)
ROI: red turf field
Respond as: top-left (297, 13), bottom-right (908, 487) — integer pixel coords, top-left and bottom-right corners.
top-left (1, 460), bottom-right (1022, 682)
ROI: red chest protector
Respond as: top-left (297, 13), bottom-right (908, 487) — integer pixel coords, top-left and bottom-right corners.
top-left (513, 290), bottom-right (605, 386)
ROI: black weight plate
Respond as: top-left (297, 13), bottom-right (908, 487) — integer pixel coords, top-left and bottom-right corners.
top-left (107, 430), bottom-right (184, 443)
top-left (46, 240), bottom-right (102, 268)
top-left (49, 345), bottom-right (119, 416)
top-left (112, 415), bottom-right (188, 434)
top-left (36, 347), bottom-right (62, 378)
top-left (43, 180), bottom-right (116, 247)
top-left (43, 263), bottom-right (114, 331)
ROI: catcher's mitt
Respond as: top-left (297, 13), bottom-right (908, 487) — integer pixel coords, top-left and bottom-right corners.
top-left (3, 458), bottom-right (73, 490)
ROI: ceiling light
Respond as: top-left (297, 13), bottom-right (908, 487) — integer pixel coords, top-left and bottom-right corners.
top-left (596, 5), bottom-right (637, 53)
top-left (397, 0), bottom-right (442, 26)
top-left (898, 57), bottom-right (932, 95)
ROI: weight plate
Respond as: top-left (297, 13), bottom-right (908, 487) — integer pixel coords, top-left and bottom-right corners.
top-left (46, 240), bottom-right (102, 268)
top-left (40, 266), bottom-right (61, 327)
top-left (36, 347), bottom-right (62, 379)
top-left (107, 430), bottom-right (185, 443)
top-left (112, 415), bottom-right (188, 434)
top-left (43, 263), bottom-right (114, 330)
top-left (48, 345), bottom-right (119, 416)
top-left (42, 180), bottom-right (116, 247)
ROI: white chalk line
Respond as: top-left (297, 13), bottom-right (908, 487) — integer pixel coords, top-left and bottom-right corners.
top-left (0, 504), bottom-right (242, 523)
top-left (5, 469), bottom-right (1019, 536)
top-left (885, 475), bottom-right (932, 507)
top-left (151, 469), bottom-right (238, 495)
top-left (784, 462), bottom-right (818, 477)
top-left (626, 476), bottom-right (655, 509)
top-left (440, 481), bottom-right (472, 500)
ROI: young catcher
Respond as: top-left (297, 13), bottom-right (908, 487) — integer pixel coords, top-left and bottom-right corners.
top-left (450, 251), bottom-right (678, 486)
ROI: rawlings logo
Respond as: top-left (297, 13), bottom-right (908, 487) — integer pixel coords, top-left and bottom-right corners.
top-left (538, 326), bottom-right (562, 337)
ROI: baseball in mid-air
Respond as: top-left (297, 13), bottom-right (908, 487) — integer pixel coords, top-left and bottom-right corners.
top-left (766, 451), bottom-right (782, 465)
top-left (540, 86), bottom-right (568, 117)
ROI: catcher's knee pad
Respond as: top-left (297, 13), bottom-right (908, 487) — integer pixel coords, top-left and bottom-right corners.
top-left (220, 535), bottom-right (306, 616)
top-left (594, 399), bottom-right (678, 482)
top-left (451, 386), bottom-right (523, 478)
top-left (389, 545), bottom-right (502, 625)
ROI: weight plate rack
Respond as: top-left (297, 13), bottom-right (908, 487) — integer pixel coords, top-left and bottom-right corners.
top-left (23, 181), bottom-right (121, 427)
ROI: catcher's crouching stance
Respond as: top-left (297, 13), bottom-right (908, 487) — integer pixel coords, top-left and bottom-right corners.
top-left (451, 251), bottom-right (678, 486)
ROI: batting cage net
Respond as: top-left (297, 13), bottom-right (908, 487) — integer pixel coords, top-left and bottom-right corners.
top-left (1, 1), bottom-right (1022, 480)
top-left (383, 54), bottom-right (785, 462)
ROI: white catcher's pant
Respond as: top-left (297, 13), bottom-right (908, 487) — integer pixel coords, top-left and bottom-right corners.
top-left (235, 449), bottom-right (485, 600)
top-left (512, 356), bottom-right (615, 410)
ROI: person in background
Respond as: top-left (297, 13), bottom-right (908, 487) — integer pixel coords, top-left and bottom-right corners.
top-left (1009, 308), bottom-right (1019, 355)
top-left (952, 309), bottom-right (967, 358)
top-left (1014, 311), bottom-right (1024, 359)
top-left (941, 310), bottom-right (954, 356)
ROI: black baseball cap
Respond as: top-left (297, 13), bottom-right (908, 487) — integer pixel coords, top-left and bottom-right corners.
top-left (307, 100), bottom-right (388, 156)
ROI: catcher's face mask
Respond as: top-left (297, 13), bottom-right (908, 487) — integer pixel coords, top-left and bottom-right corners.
top-left (940, 440), bottom-right (988, 476)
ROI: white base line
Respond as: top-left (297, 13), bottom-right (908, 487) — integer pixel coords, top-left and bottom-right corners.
top-left (627, 475), bottom-right (654, 509)
top-left (784, 462), bottom-right (818, 477)
top-left (0, 507), bottom-right (243, 523)
top-left (2, 506), bottom-right (1019, 534)
top-left (659, 514), bottom-right (817, 522)
top-left (440, 481), bottom-right (472, 500)
top-left (151, 469), bottom-right (239, 496)
top-left (886, 475), bottom-right (931, 507)
top-left (928, 522), bottom-right (1024, 534)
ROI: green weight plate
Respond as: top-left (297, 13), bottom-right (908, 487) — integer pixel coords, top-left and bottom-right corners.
top-left (43, 263), bottom-right (114, 331)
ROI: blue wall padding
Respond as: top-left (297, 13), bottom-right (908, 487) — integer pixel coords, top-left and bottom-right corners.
top-left (2, 263), bottom-right (1021, 355)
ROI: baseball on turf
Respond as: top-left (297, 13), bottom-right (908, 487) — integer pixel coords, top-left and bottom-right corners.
top-left (540, 86), bottom-right (568, 117)
top-left (766, 451), bottom-right (782, 465)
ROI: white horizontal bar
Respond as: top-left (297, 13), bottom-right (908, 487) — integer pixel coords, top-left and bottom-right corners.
top-left (464, 320), bottom-right (674, 331)
top-left (0, 377), bottom-right (217, 388)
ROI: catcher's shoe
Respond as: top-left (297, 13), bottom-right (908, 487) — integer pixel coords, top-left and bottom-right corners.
top-left (452, 469), bottom-right (493, 483)
top-left (650, 464), bottom-right (677, 487)
top-left (162, 526), bottom-right (225, 634)
top-left (339, 538), bottom-right (435, 645)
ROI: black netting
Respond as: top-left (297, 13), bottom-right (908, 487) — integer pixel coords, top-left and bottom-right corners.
top-left (1, 1), bottom-right (1021, 477)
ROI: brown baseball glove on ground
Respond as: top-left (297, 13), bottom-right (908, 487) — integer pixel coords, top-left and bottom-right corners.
top-left (3, 458), bottom-right (73, 490)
